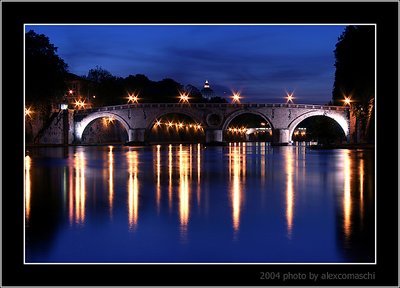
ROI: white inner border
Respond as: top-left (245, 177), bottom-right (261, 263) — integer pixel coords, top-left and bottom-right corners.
top-left (23, 23), bottom-right (377, 266)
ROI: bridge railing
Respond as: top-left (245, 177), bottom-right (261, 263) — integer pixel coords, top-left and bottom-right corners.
top-left (74, 103), bottom-right (349, 114)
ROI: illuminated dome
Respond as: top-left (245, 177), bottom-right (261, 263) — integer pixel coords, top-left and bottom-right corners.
top-left (201, 80), bottom-right (215, 100)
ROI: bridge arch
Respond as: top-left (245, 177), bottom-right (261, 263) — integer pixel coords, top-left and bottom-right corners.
top-left (222, 110), bottom-right (274, 131)
top-left (287, 110), bottom-right (349, 142)
top-left (147, 110), bottom-right (204, 130)
top-left (75, 112), bottom-right (131, 142)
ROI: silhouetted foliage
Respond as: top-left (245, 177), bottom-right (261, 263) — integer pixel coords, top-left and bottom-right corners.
top-left (25, 30), bottom-right (69, 116)
top-left (81, 66), bottom-right (125, 106)
top-left (332, 26), bottom-right (375, 107)
top-left (208, 96), bottom-right (228, 103)
top-left (185, 84), bottom-right (204, 103)
top-left (332, 25), bottom-right (375, 142)
top-left (85, 66), bottom-right (114, 83)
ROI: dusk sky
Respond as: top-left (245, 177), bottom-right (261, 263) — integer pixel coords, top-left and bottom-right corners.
top-left (26, 25), bottom-right (346, 104)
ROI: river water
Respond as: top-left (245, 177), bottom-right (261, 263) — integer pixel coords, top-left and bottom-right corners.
top-left (24, 143), bottom-right (375, 263)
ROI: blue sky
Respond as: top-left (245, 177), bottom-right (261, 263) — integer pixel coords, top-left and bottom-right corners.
top-left (26, 25), bottom-right (346, 104)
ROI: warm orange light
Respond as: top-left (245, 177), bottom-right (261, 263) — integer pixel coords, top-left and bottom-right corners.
top-left (286, 91), bottom-right (294, 103)
top-left (168, 121), bottom-right (173, 128)
top-left (168, 144), bottom-right (173, 211)
top-left (156, 145), bottom-right (161, 212)
top-left (74, 99), bottom-right (85, 109)
top-left (128, 93), bottom-right (139, 104)
top-left (343, 151), bottom-right (352, 239)
top-left (231, 92), bottom-right (241, 103)
top-left (108, 146), bottom-right (114, 216)
top-left (74, 152), bottom-right (86, 224)
top-left (25, 106), bottom-right (33, 118)
top-left (179, 145), bottom-right (190, 231)
top-left (127, 150), bottom-right (139, 230)
top-left (343, 96), bottom-right (352, 106)
top-left (25, 155), bottom-right (31, 222)
top-left (69, 89), bottom-right (74, 95)
top-left (155, 120), bottom-right (162, 126)
top-left (179, 92), bottom-right (190, 103)
top-left (285, 148), bottom-right (294, 237)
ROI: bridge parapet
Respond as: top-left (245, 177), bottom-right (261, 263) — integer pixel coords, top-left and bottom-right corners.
top-left (74, 103), bottom-right (349, 115)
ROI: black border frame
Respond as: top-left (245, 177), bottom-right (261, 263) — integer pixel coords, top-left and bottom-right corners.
top-left (2, 1), bottom-right (398, 286)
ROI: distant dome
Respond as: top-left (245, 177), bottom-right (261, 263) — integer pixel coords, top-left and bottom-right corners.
top-left (201, 80), bottom-right (215, 100)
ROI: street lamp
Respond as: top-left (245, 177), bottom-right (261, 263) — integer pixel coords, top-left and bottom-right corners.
top-left (25, 106), bottom-right (33, 118)
top-left (231, 92), bottom-right (241, 103)
top-left (128, 93), bottom-right (139, 104)
top-left (74, 99), bottom-right (85, 110)
top-left (179, 92), bottom-right (190, 103)
top-left (343, 96), bottom-right (352, 106)
top-left (286, 91), bottom-right (294, 103)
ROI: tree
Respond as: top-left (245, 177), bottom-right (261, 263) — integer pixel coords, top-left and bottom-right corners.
top-left (25, 30), bottom-right (69, 117)
top-left (85, 65), bottom-right (114, 83)
top-left (185, 84), bottom-right (205, 103)
top-left (332, 26), bottom-right (375, 142)
top-left (82, 66), bottom-right (125, 106)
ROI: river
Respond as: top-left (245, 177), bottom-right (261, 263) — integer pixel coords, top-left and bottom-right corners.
top-left (24, 143), bottom-right (375, 263)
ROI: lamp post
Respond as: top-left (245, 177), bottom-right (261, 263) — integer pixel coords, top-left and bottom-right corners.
top-left (179, 92), bottom-right (190, 104)
top-left (231, 92), bottom-right (241, 104)
top-left (128, 93), bottom-right (139, 104)
top-left (286, 92), bottom-right (294, 103)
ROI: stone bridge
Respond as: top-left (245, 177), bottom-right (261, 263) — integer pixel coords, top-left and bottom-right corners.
top-left (73, 103), bottom-right (350, 145)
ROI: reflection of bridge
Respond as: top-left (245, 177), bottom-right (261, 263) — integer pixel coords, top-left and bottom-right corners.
top-left (73, 102), bottom-right (350, 145)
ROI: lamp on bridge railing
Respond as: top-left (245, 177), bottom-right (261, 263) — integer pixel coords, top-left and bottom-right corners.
top-left (343, 96), bottom-right (352, 106)
top-left (286, 91), bottom-right (294, 103)
top-left (127, 93), bottom-right (139, 104)
top-left (179, 92), bottom-right (190, 104)
top-left (231, 92), bottom-right (241, 103)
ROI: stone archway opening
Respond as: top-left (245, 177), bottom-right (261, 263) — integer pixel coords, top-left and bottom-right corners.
top-left (81, 117), bottom-right (128, 144)
top-left (224, 113), bottom-right (273, 142)
top-left (291, 115), bottom-right (346, 145)
top-left (148, 113), bottom-right (205, 143)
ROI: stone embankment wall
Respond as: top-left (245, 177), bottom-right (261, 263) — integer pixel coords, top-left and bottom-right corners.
top-left (25, 110), bottom-right (75, 145)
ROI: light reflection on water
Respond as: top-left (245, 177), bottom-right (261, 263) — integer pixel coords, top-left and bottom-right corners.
top-left (343, 150), bottom-right (352, 241)
top-left (24, 143), bottom-right (375, 263)
top-left (285, 146), bottom-right (294, 238)
top-left (72, 151), bottom-right (86, 225)
top-left (127, 149), bottom-right (139, 230)
top-left (108, 146), bottom-right (114, 217)
top-left (24, 155), bottom-right (31, 223)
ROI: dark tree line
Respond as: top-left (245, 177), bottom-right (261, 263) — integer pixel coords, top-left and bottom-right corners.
top-left (25, 30), bottom-right (69, 118)
top-left (332, 25), bottom-right (375, 142)
top-left (81, 67), bottom-right (226, 106)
